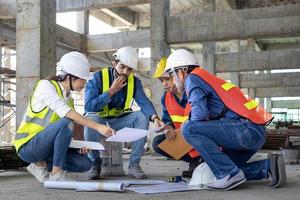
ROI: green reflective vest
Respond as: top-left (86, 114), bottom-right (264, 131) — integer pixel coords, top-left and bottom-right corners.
top-left (14, 80), bottom-right (74, 152)
top-left (97, 68), bottom-right (134, 118)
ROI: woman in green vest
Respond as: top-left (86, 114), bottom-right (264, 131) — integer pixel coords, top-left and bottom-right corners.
top-left (14, 52), bottom-right (115, 183)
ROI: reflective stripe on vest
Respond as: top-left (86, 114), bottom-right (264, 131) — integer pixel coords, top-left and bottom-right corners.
top-left (97, 68), bottom-right (134, 118)
top-left (191, 67), bottom-right (273, 125)
top-left (165, 91), bottom-right (187, 129)
top-left (14, 80), bottom-right (74, 152)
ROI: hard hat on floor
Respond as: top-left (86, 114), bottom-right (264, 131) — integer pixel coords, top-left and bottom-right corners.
top-left (188, 162), bottom-right (216, 187)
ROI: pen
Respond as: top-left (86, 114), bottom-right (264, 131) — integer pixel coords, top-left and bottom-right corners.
top-left (106, 121), bottom-right (116, 137)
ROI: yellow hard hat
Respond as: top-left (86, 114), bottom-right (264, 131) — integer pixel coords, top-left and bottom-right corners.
top-left (153, 57), bottom-right (169, 78)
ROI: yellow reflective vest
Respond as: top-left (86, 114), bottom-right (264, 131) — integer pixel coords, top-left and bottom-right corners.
top-left (97, 68), bottom-right (134, 118)
top-left (14, 80), bottom-right (74, 152)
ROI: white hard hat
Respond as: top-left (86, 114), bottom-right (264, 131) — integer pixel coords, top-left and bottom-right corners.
top-left (113, 46), bottom-right (139, 70)
top-left (188, 162), bottom-right (216, 188)
top-left (58, 51), bottom-right (93, 81)
top-left (165, 49), bottom-right (197, 73)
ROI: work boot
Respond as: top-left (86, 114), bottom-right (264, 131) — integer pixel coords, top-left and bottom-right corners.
top-left (88, 157), bottom-right (102, 180)
top-left (182, 158), bottom-right (203, 178)
top-left (206, 170), bottom-right (246, 191)
top-left (128, 163), bottom-right (147, 179)
top-left (26, 163), bottom-right (49, 183)
top-left (269, 153), bottom-right (286, 188)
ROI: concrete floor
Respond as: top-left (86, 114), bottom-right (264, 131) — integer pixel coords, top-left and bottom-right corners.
top-left (1, 155), bottom-right (300, 200)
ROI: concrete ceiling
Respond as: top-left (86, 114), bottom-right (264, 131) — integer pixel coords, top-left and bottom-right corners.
top-left (128, 0), bottom-right (204, 13)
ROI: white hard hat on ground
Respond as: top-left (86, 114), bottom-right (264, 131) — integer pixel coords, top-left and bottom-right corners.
top-left (113, 46), bottom-right (139, 70)
top-left (188, 162), bottom-right (216, 188)
top-left (165, 49), bottom-right (197, 74)
top-left (58, 51), bottom-right (93, 81)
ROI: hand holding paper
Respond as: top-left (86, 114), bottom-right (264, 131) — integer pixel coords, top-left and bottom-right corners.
top-left (69, 139), bottom-right (105, 151)
top-left (106, 127), bottom-right (148, 142)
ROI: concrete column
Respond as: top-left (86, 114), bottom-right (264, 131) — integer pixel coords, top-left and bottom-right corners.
top-left (194, 49), bottom-right (203, 67)
top-left (202, 0), bottom-right (216, 74)
top-left (84, 11), bottom-right (89, 35)
top-left (16, 0), bottom-right (56, 127)
top-left (266, 98), bottom-right (272, 112)
top-left (202, 43), bottom-right (216, 73)
top-left (245, 39), bottom-right (257, 100)
top-left (229, 40), bottom-right (240, 87)
top-left (75, 11), bottom-right (89, 35)
top-left (150, 0), bottom-right (170, 116)
top-left (248, 88), bottom-right (256, 99)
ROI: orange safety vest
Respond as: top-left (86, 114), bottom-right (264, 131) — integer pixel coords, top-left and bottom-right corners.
top-left (190, 67), bottom-right (273, 125)
top-left (165, 91), bottom-right (186, 129)
top-left (165, 92), bottom-right (200, 158)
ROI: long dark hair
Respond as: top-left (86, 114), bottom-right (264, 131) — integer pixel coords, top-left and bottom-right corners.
top-left (46, 72), bottom-right (79, 82)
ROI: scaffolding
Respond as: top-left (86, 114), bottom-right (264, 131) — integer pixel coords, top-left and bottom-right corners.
top-left (0, 47), bottom-right (16, 146)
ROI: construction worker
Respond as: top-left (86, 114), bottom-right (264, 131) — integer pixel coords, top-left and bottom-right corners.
top-left (14, 52), bottom-right (115, 183)
top-left (151, 57), bottom-right (202, 178)
top-left (163, 49), bottom-right (286, 190)
top-left (84, 46), bottom-right (163, 180)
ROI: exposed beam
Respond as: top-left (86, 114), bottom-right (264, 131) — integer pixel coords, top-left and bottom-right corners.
top-left (215, 49), bottom-right (300, 72)
top-left (263, 42), bottom-right (300, 50)
top-left (167, 5), bottom-right (300, 44)
top-left (0, 21), bottom-right (86, 51)
top-left (272, 100), bottom-right (300, 109)
top-left (87, 29), bottom-right (150, 52)
top-left (56, 25), bottom-right (86, 51)
top-left (56, 0), bottom-right (150, 12)
top-left (1, 0), bottom-right (144, 20)
top-left (240, 73), bottom-right (300, 88)
top-left (0, 22), bottom-right (15, 47)
top-left (0, 2), bottom-right (16, 19)
top-left (90, 10), bottom-right (128, 28)
top-left (101, 7), bottom-right (134, 25)
top-left (255, 87), bottom-right (300, 98)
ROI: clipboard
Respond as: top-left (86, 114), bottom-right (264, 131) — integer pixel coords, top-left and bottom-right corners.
top-left (157, 129), bottom-right (193, 160)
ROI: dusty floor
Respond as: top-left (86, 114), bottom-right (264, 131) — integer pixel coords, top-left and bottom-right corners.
top-left (0, 154), bottom-right (300, 200)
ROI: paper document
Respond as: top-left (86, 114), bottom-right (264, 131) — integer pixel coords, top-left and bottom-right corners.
top-left (44, 181), bottom-right (125, 192)
top-left (107, 179), bottom-right (166, 186)
top-left (69, 140), bottom-right (105, 151)
top-left (106, 127), bottom-right (148, 142)
top-left (127, 182), bottom-right (203, 194)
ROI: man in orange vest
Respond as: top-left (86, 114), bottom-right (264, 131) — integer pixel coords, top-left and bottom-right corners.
top-left (151, 58), bottom-right (202, 178)
top-left (163, 49), bottom-right (286, 190)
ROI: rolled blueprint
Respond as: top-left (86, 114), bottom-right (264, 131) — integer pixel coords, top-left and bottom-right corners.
top-left (44, 181), bottom-right (126, 192)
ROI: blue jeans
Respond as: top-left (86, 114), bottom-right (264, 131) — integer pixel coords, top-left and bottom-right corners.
top-left (84, 111), bottom-right (149, 167)
top-left (152, 134), bottom-right (200, 163)
top-left (19, 118), bottom-right (91, 173)
top-left (182, 118), bottom-right (269, 180)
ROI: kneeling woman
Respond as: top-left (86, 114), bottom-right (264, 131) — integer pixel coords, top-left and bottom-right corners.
top-left (14, 52), bottom-right (115, 183)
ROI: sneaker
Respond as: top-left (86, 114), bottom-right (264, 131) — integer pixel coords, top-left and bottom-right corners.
top-left (49, 170), bottom-right (74, 181)
top-left (269, 153), bottom-right (286, 188)
top-left (206, 170), bottom-right (246, 190)
top-left (182, 158), bottom-right (203, 178)
top-left (88, 158), bottom-right (102, 180)
top-left (128, 164), bottom-right (147, 179)
top-left (26, 163), bottom-right (49, 183)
